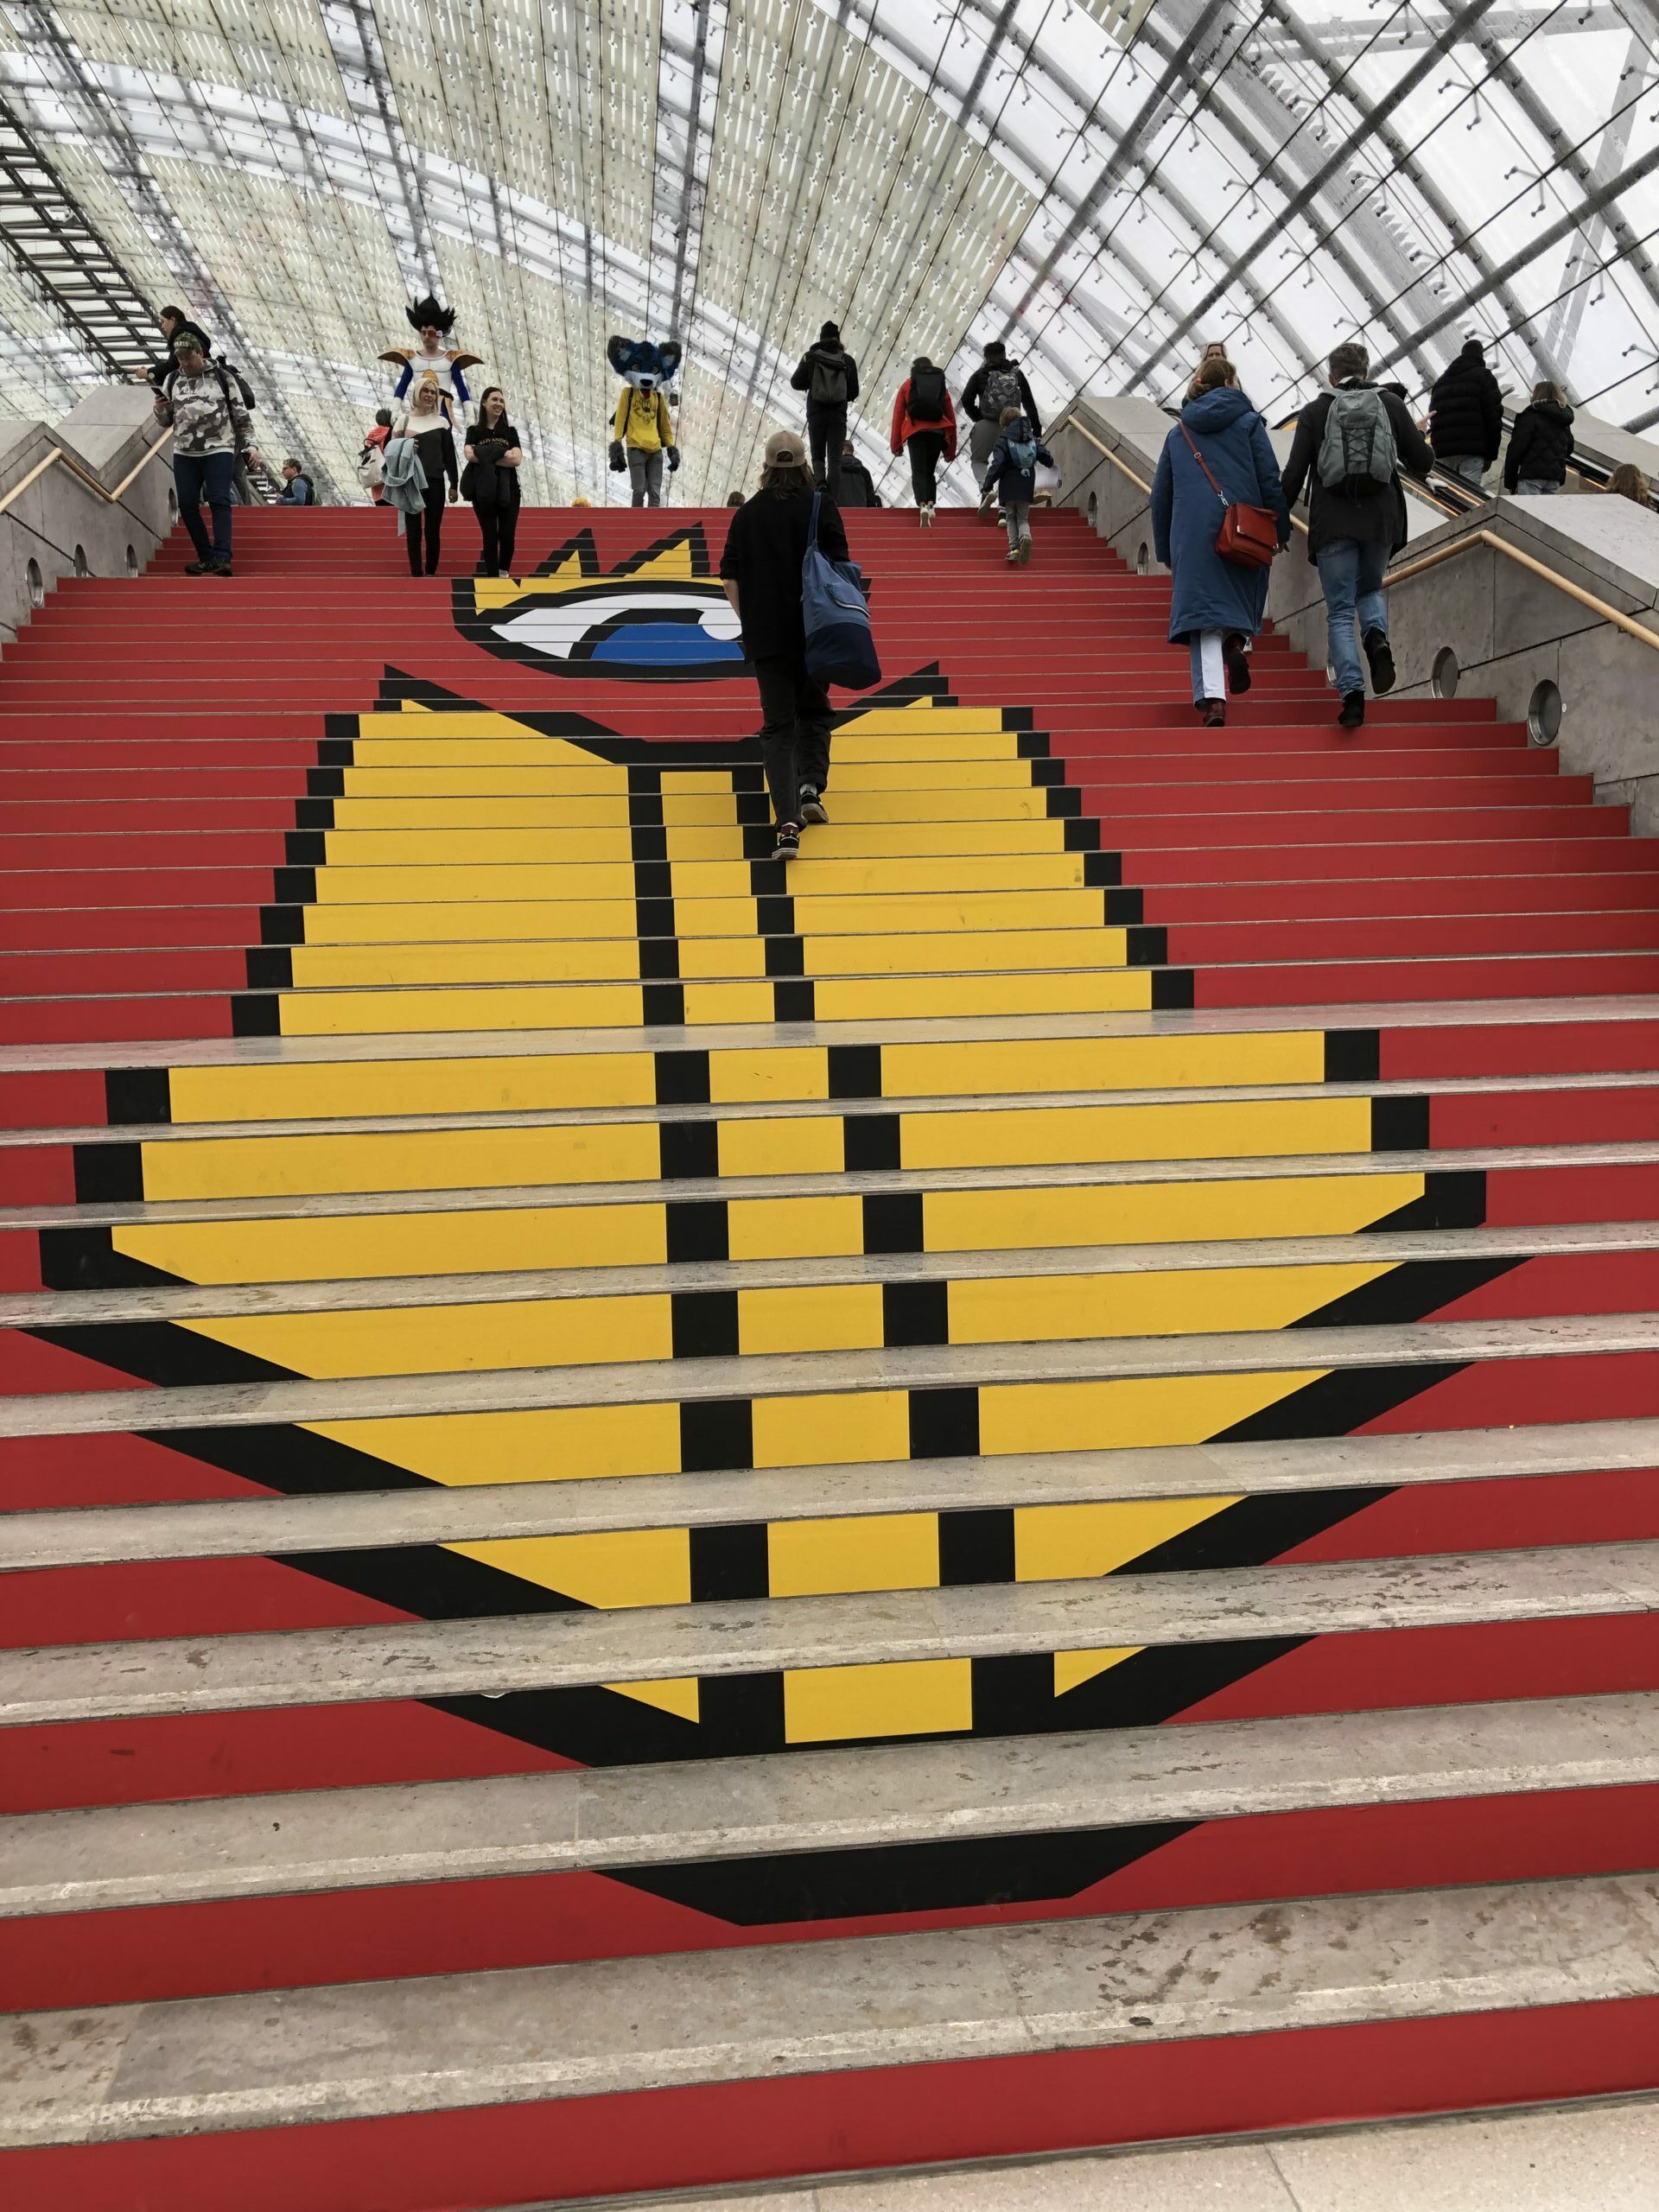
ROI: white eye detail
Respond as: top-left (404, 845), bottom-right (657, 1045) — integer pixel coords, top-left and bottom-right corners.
top-left (493, 587), bottom-right (743, 671)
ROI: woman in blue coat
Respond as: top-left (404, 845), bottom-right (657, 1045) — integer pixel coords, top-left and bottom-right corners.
top-left (1150, 359), bottom-right (1291, 725)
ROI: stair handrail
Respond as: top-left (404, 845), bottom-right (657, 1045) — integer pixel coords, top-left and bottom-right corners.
top-left (1386, 525), bottom-right (1659, 655)
top-left (1052, 411), bottom-right (1310, 534)
top-left (0, 426), bottom-right (172, 521)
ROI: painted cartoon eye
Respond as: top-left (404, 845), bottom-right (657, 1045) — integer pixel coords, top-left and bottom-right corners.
top-left (489, 585), bottom-right (743, 672)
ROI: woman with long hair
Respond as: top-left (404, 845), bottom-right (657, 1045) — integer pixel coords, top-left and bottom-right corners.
top-left (388, 376), bottom-right (458, 575)
top-left (1151, 354), bottom-right (1290, 728)
top-left (718, 430), bottom-right (852, 856)
top-left (1503, 381), bottom-right (1575, 497)
top-left (464, 388), bottom-right (524, 575)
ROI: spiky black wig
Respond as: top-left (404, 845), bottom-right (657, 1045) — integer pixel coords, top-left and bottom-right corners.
top-left (405, 294), bottom-right (456, 334)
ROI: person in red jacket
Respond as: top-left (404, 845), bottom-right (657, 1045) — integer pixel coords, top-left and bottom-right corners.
top-left (889, 357), bottom-right (957, 525)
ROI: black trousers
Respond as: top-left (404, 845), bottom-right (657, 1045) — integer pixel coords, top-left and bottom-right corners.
top-left (906, 430), bottom-right (945, 505)
top-left (474, 498), bottom-right (518, 575)
top-left (753, 652), bottom-right (831, 826)
top-left (807, 404), bottom-right (847, 503)
top-left (405, 483), bottom-right (447, 575)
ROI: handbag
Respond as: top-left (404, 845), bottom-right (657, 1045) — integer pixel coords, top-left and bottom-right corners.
top-left (1179, 422), bottom-right (1280, 569)
top-left (802, 492), bottom-right (880, 690)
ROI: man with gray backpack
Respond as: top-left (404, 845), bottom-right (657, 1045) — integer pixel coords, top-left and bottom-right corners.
top-left (1281, 340), bottom-right (1434, 728)
top-left (961, 340), bottom-right (1041, 520)
top-left (791, 323), bottom-right (859, 505)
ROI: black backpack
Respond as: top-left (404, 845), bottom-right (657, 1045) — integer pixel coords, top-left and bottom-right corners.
top-left (809, 352), bottom-right (849, 406)
top-left (908, 365), bottom-right (947, 423)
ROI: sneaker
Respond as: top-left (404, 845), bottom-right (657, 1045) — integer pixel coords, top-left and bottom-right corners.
top-left (798, 785), bottom-right (829, 826)
top-left (1338, 690), bottom-right (1366, 729)
top-left (1006, 548), bottom-right (1020, 564)
top-left (978, 502), bottom-right (997, 527)
top-left (183, 559), bottom-right (212, 575)
top-left (1198, 698), bottom-right (1226, 728)
top-left (918, 503), bottom-right (934, 528)
top-left (1017, 533), bottom-right (1032, 566)
top-left (1363, 627), bottom-right (1396, 694)
top-left (209, 561), bottom-right (233, 577)
top-left (774, 821), bottom-right (801, 857)
top-left (1223, 632), bottom-right (1253, 695)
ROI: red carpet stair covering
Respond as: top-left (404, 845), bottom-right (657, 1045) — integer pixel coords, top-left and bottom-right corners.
top-left (2, 502), bottom-right (1659, 2207)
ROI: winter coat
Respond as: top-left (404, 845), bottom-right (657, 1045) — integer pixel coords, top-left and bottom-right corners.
top-left (981, 417), bottom-right (1053, 508)
top-left (836, 454), bottom-right (882, 506)
top-left (1150, 385), bottom-right (1291, 644)
top-left (961, 359), bottom-right (1040, 433)
top-left (1503, 400), bottom-right (1575, 491)
top-left (890, 377), bottom-right (957, 460)
top-left (791, 343), bottom-right (860, 409)
top-left (1281, 384), bottom-right (1435, 563)
top-left (1429, 343), bottom-right (1503, 465)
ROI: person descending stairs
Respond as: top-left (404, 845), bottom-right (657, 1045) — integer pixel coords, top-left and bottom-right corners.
top-left (3, 500), bottom-right (1659, 2208)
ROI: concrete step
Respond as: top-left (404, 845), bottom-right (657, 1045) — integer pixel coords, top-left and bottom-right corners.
top-left (5, 1690), bottom-right (1653, 1916)
top-left (9, 1415), bottom-right (1657, 1571)
top-left (4, 1868), bottom-right (1657, 2153)
top-left (10, 1541), bottom-right (1659, 1726)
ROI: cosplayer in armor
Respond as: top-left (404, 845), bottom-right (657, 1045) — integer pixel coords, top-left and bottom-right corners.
top-left (607, 336), bottom-right (682, 507)
top-left (381, 295), bottom-right (481, 429)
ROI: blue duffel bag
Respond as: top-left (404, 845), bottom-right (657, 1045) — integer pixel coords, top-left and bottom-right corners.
top-left (802, 491), bottom-right (881, 691)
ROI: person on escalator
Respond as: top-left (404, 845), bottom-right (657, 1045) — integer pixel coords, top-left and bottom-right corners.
top-left (1281, 340), bottom-right (1435, 730)
top-left (1427, 338), bottom-right (1503, 490)
top-left (1503, 385), bottom-right (1575, 496)
top-left (1151, 356), bottom-right (1290, 728)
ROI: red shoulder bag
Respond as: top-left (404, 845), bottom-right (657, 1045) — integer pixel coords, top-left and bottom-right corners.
top-left (1179, 422), bottom-right (1280, 569)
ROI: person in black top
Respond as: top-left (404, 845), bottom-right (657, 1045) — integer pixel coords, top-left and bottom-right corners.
top-left (836, 441), bottom-right (882, 507)
top-left (1503, 384), bottom-right (1575, 494)
top-left (790, 322), bottom-right (859, 505)
top-left (720, 429), bottom-right (851, 857)
top-left (141, 304), bottom-right (213, 389)
top-left (393, 379), bottom-right (459, 575)
top-left (1427, 338), bottom-right (1503, 488)
top-left (464, 388), bottom-right (524, 575)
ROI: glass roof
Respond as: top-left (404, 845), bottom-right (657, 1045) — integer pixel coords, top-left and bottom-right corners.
top-left (0, 0), bottom-right (1652, 499)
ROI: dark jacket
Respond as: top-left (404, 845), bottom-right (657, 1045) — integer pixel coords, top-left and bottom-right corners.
top-left (836, 454), bottom-right (882, 507)
top-left (960, 358), bottom-right (1041, 433)
top-left (464, 420), bottom-right (524, 509)
top-left (720, 486), bottom-right (849, 661)
top-left (1503, 400), bottom-right (1575, 491)
top-left (1429, 342), bottom-right (1503, 465)
top-left (1281, 382), bottom-right (1434, 562)
top-left (791, 343), bottom-right (859, 409)
top-left (1152, 385), bottom-right (1290, 644)
top-left (982, 416), bottom-right (1053, 508)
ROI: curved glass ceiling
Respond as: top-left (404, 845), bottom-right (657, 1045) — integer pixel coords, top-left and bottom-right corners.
top-left (0, 0), bottom-right (1653, 502)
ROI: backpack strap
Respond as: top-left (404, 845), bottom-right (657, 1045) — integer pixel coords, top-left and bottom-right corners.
top-left (809, 490), bottom-right (822, 550)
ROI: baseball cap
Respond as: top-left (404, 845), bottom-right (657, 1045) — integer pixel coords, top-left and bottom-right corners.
top-left (764, 429), bottom-right (807, 466)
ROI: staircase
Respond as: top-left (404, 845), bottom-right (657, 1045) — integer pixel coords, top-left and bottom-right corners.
top-left (3, 499), bottom-right (1659, 2209)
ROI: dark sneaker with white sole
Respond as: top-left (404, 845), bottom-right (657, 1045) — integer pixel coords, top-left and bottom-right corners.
top-left (1363, 626), bottom-right (1396, 694)
top-left (1338, 689), bottom-right (1366, 729)
top-left (798, 785), bottom-right (829, 825)
top-left (774, 821), bottom-right (801, 857)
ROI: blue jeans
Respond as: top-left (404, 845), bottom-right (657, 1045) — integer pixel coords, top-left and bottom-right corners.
top-left (1315, 537), bottom-right (1389, 698)
top-left (1516, 478), bottom-right (1557, 496)
top-left (1439, 454), bottom-right (1485, 487)
top-left (174, 449), bottom-right (234, 563)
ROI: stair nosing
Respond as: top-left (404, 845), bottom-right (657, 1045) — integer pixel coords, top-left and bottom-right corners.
top-left (7, 1416), bottom-right (1659, 1573)
top-left (3, 1691), bottom-right (1653, 1918)
top-left (7, 1541), bottom-right (1659, 1727)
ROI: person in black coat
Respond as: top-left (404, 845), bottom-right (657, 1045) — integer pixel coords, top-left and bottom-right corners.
top-left (464, 387), bottom-right (524, 575)
top-left (1503, 385), bottom-right (1575, 495)
top-left (836, 442), bottom-right (881, 507)
top-left (790, 323), bottom-right (859, 503)
top-left (719, 429), bottom-right (850, 858)
top-left (1281, 340), bottom-right (1435, 729)
top-left (1428, 338), bottom-right (1503, 487)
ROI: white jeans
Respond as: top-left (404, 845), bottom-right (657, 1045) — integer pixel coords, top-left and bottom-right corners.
top-left (1188, 629), bottom-right (1226, 703)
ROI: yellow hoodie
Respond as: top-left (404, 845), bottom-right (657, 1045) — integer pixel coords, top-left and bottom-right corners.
top-left (613, 385), bottom-right (673, 453)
